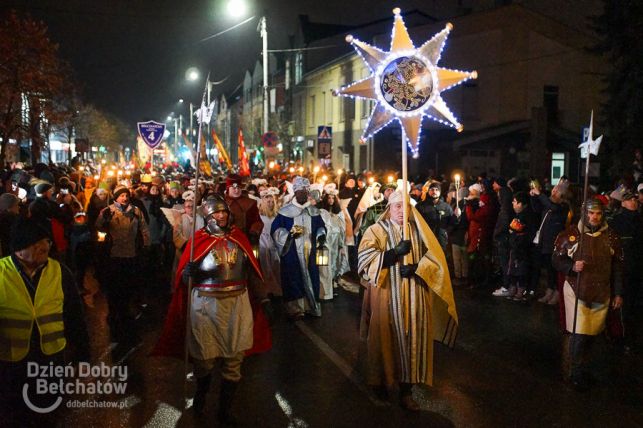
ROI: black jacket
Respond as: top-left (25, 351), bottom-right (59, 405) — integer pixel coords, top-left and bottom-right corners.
top-left (416, 197), bottom-right (454, 250)
top-left (530, 193), bottom-right (569, 254)
top-left (609, 208), bottom-right (643, 269)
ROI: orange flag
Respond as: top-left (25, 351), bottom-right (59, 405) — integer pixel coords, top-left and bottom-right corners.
top-left (238, 128), bottom-right (250, 177)
top-left (212, 129), bottom-right (232, 170)
top-left (198, 132), bottom-right (212, 177)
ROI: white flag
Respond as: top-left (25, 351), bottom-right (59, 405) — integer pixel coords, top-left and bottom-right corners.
top-left (579, 110), bottom-right (603, 159)
top-left (194, 101), bottom-right (216, 125)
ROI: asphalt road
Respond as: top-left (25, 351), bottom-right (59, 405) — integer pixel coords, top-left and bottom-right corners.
top-left (37, 276), bottom-right (643, 428)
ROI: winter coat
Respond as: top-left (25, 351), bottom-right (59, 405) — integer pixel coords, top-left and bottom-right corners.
top-left (530, 193), bottom-right (569, 254)
top-left (465, 193), bottom-right (498, 253)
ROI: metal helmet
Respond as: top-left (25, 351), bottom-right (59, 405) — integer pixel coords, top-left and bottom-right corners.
top-left (584, 197), bottom-right (605, 212)
top-left (202, 196), bottom-right (230, 220)
top-left (582, 197), bottom-right (606, 229)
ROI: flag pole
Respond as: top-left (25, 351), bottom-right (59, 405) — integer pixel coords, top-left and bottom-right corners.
top-left (184, 72), bottom-right (211, 407)
top-left (571, 132), bottom-right (592, 337)
top-left (570, 111), bottom-right (600, 357)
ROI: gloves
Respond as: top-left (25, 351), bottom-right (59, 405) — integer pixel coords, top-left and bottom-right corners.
top-left (182, 262), bottom-right (202, 282)
top-left (393, 239), bottom-right (412, 256)
top-left (317, 234), bottom-right (326, 246)
top-left (261, 299), bottom-right (275, 326)
top-left (478, 200), bottom-right (485, 207)
top-left (400, 264), bottom-right (418, 278)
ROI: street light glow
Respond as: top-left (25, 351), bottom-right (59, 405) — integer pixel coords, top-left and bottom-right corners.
top-left (186, 67), bottom-right (199, 81)
top-left (226, 0), bottom-right (248, 18)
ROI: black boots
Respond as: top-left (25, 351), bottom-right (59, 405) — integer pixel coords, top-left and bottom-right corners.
top-left (193, 375), bottom-right (211, 417)
top-left (218, 379), bottom-right (240, 426)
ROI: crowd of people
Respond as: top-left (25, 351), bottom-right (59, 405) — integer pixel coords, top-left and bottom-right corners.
top-left (0, 155), bottom-right (641, 423)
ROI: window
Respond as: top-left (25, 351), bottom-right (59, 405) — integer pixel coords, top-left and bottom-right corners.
top-left (343, 98), bottom-right (355, 121)
top-left (309, 95), bottom-right (316, 126)
top-left (295, 52), bottom-right (303, 85)
top-left (361, 99), bottom-right (372, 118)
top-left (543, 85), bottom-right (559, 124)
top-left (321, 92), bottom-right (326, 124)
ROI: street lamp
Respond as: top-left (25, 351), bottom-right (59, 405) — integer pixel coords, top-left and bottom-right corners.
top-left (225, 0), bottom-right (268, 135)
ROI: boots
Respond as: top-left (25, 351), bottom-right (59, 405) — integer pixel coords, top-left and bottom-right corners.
top-left (218, 379), bottom-right (240, 426)
top-left (537, 288), bottom-right (553, 303)
top-left (193, 375), bottom-right (212, 417)
top-left (547, 290), bottom-right (560, 305)
top-left (399, 383), bottom-right (420, 411)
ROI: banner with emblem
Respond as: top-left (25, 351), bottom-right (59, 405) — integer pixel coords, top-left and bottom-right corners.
top-left (137, 121), bottom-right (165, 149)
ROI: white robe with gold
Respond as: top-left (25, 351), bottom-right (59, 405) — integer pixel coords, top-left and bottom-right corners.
top-left (358, 207), bottom-right (457, 386)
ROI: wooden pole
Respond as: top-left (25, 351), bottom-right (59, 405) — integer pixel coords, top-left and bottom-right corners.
top-left (184, 73), bottom-right (210, 407)
top-left (401, 132), bottom-right (409, 241)
top-left (571, 150), bottom-right (591, 336)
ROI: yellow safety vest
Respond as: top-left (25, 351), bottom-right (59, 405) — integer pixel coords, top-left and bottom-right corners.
top-left (0, 257), bottom-right (66, 362)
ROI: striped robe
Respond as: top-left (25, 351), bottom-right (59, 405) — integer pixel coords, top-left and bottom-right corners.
top-left (358, 209), bottom-right (457, 387)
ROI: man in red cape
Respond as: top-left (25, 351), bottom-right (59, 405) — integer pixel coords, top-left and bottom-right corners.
top-left (152, 196), bottom-right (272, 423)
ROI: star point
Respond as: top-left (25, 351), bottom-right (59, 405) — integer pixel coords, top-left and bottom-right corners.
top-left (334, 9), bottom-right (475, 152)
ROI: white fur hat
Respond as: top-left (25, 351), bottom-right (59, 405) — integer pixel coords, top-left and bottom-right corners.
top-left (182, 190), bottom-right (195, 201)
top-left (260, 187), bottom-right (279, 198)
top-left (323, 183), bottom-right (339, 196)
top-left (468, 183), bottom-right (482, 196)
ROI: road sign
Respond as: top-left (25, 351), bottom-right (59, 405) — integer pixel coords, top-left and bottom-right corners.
top-left (317, 126), bottom-right (332, 159)
top-left (137, 121), bottom-right (166, 149)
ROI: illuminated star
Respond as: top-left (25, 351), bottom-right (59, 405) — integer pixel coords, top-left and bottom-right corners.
top-left (334, 8), bottom-right (477, 155)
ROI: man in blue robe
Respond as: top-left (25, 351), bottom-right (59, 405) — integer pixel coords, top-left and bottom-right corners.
top-left (271, 177), bottom-right (326, 319)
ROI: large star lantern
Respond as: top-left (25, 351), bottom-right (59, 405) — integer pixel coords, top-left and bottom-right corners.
top-left (334, 8), bottom-right (477, 155)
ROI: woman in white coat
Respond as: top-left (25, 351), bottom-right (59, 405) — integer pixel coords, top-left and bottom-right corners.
top-left (258, 187), bottom-right (282, 296)
top-left (318, 183), bottom-right (350, 300)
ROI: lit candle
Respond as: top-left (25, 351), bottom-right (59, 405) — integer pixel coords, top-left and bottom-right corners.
top-left (454, 173), bottom-right (461, 209)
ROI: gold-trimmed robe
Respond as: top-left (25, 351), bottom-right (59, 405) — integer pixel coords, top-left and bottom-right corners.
top-left (358, 207), bottom-right (457, 386)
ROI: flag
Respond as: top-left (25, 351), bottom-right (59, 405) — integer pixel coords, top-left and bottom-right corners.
top-left (238, 128), bottom-right (250, 177)
top-left (198, 131), bottom-right (212, 177)
top-left (212, 129), bottom-right (232, 170)
top-left (194, 101), bottom-right (216, 125)
top-left (579, 110), bottom-right (603, 159)
top-left (181, 131), bottom-right (196, 166)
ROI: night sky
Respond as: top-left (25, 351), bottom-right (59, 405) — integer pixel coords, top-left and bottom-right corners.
top-left (3, 0), bottom-right (599, 128)
top-left (4, 0), bottom-right (439, 126)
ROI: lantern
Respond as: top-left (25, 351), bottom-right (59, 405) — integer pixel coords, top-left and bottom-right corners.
top-left (315, 244), bottom-right (329, 266)
top-left (97, 231), bottom-right (107, 242)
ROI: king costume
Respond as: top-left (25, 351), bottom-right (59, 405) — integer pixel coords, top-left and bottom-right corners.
top-left (271, 177), bottom-right (326, 318)
top-left (358, 190), bottom-right (457, 408)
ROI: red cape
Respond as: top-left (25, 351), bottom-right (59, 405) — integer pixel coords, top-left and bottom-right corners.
top-left (151, 226), bottom-right (272, 359)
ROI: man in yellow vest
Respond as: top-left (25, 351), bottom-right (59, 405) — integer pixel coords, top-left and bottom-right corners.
top-left (0, 216), bottom-right (89, 423)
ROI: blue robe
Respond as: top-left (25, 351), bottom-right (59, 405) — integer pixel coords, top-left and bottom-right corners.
top-left (271, 202), bottom-right (325, 316)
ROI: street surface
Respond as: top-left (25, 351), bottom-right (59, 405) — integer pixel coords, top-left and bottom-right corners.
top-left (53, 278), bottom-right (642, 428)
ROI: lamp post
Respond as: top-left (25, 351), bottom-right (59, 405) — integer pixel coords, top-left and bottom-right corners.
top-left (259, 16), bottom-right (269, 135)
